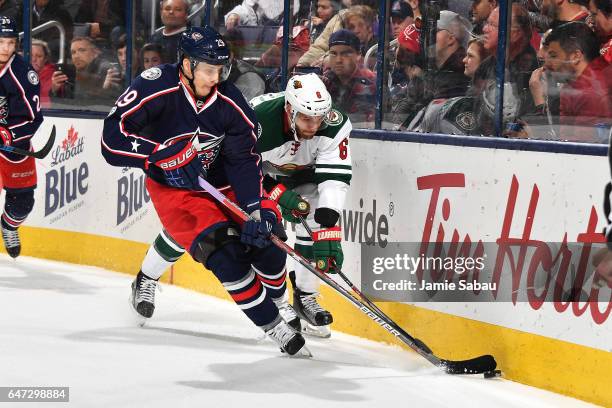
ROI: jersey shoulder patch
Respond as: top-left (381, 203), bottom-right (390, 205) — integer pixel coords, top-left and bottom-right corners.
top-left (128, 63), bottom-right (179, 98)
top-left (140, 67), bottom-right (162, 80)
top-left (317, 106), bottom-right (350, 139)
top-left (27, 70), bottom-right (39, 85)
top-left (323, 108), bottom-right (344, 126)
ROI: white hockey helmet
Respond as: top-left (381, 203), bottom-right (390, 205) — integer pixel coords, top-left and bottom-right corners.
top-left (284, 73), bottom-right (332, 117)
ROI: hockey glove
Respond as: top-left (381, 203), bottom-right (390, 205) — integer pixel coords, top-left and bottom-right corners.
top-left (312, 226), bottom-right (343, 273)
top-left (146, 136), bottom-right (204, 190)
top-left (241, 199), bottom-right (281, 248)
top-left (0, 126), bottom-right (12, 146)
top-left (268, 183), bottom-right (310, 223)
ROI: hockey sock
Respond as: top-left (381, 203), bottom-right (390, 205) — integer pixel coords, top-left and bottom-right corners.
top-left (206, 241), bottom-right (279, 328)
top-left (251, 244), bottom-right (288, 300)
top-left (142, 230), bottom-right (185, 280)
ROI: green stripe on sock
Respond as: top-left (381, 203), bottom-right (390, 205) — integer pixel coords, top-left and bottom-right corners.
top-left (154, 233), bottom-right (185, 261)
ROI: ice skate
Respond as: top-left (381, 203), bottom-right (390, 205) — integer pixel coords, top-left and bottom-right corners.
top-left (272, 295), bottom-right (301, 331)
top-left (1, 225), bottom-right (20, 258)
top-left (265, 319), bottom-right (311, 357)
top-left (130, 271), bottom-right (158, 319)
top-left (293, 287), bottom-right (333, 338)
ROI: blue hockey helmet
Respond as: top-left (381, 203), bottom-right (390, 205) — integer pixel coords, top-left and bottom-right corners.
top-left (178, 26), bottom-right (231, 81)
top-left (0, 16), bottom-right (18, 38)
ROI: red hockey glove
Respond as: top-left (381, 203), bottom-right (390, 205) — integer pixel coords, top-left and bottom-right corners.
top-left (147, 136), bottom-right (203, 189)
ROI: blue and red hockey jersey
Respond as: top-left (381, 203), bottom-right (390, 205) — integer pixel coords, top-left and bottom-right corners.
top-left (0, 54), bottom-right (43, 162)
top-left (101, 64), bottom-right (263, 210)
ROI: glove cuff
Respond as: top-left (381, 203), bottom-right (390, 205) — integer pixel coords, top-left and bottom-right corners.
top-left (260, 198), bottom-right (281, 221)
top-left (313, 226), bottom-right (341, 242)
top-left (268, 183), bottom-right (287, 203)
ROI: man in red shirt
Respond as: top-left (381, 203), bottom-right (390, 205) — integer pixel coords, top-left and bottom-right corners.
top-left (543, 22), bottom-right (612, 142)
top-left (323, 29), bottom-right (376, 125)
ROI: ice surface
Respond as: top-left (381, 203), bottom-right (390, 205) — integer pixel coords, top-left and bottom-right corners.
top-left (0, 256), bottom-right (596, 408)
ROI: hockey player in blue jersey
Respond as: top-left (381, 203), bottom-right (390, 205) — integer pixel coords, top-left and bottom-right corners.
top-left (0, 16), bottom-right (44, 258)
top-left (101, 26), bottom-right (308, 356)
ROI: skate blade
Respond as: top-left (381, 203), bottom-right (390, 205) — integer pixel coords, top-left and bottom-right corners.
top-left (301, 321), bottom-right (331, 338)
top-left (128, 297), bottom-right (148, 327)
top-left (290, 345), bottom-right (313, 359)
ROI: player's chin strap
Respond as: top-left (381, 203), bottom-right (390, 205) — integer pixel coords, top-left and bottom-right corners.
top-left (288, 105), bottom-right (300, 142)
top-left (179, 61), bottom-right (201, 100)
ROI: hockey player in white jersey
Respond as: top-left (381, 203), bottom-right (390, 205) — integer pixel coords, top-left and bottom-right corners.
top-left (134, 73), bottom-right (352, 337)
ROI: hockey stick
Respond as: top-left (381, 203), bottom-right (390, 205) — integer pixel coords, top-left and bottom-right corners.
top-left (0, 125), bottom-right (56, 159)
top-left (296, 216), bottom-right (498, 375)
top-left (197, 175), bottom-right (497, 375)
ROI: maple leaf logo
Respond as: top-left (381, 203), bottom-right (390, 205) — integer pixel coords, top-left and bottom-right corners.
top-left (62, 126), bottom-right (79, 151)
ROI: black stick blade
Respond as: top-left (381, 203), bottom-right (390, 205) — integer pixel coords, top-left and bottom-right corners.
top-left (440, 355), bottom-right (497, 374)
top-left (33, 125), bottom-right (56, 159)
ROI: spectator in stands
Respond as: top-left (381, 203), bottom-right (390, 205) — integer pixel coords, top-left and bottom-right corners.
top-left (140, 42), bottom-right (164, 71)
top-left (540, 0), bottom-right (591, 28)
top-left (310, 0), bottom-right (340, 42)
top-left (150, 0), bottom-right (190, 63)
top-left (471, 0), bottom-right (497, 35)
top-left (74, 0), bottom-right (123, 49)
top-left (256, 25), bottom-right (310, 69)
top-left (478, 4), bottom-right (539, 114)
top-left (51, 36), bottom-right (112, 102)
top-left (390, 0), bottom-right (414, 39)
top-left (528, 29), bottom-right (561, 133)
top-left (29, 0), bottom-right (74, 60)
top-left (406, 0), bottom-right (425, 20)
top-left (343, 5), bottom-right (377, 56)
top-left (254, 0), bottom-right (301, 25)
top-left (31, 39), bottom-right (56, 108)
top-left (103, 34), bottom-right (128, 94)
top-left (542, 22), bottom-right (611, 141)
top-left (408, 81), bottom-right (521, 136)
top-left (224, 29), bottom-right (266, 101)
top-left (463, 37), bottom-right (487, 81)
top-left (589, 0), bottom-right (612, 63)
top-left (392, 11), bottom-right (472, 126)
top-left (296, 0), bottom-right (377, 67)
top-left (224, 0), bottom-right (258, 30)
top-left (323, 29), bottom-right (376, 124)
top-left (390, 22), bottom-right (422, 88)
top-left (0, 0), bottom-right (18, 21)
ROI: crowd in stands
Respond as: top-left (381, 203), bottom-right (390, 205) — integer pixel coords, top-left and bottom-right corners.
top-left (10, 0), bottom-right (612, 142)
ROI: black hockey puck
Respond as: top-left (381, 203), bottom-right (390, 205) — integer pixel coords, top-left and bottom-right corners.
top-left (483, 370), bottom-right (501, 378)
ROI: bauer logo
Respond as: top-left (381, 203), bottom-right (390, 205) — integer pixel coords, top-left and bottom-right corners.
top-left (51, 126), bottom-right (84, 167)
top-left (116, 171), bottom-right (151, 228)
top-left (339, 198), bottom-right (389, 248)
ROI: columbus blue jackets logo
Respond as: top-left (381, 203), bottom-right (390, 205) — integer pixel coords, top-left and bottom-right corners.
top-left (191, 32), bottom-right (203, 41)
top-left (324, 109), bottom-right (343, 126)
top-left (196, 130), bottom-right (225, 169)
top-left (0, 96), bottom-right (7, 124)
top-left (27, 70), bottom-right (39, 85)
top-left (141, 67), bottom-right (162, 80)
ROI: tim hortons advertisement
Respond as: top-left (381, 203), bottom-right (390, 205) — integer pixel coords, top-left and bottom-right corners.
top-left (343, 139), bottom-right (610, 352)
